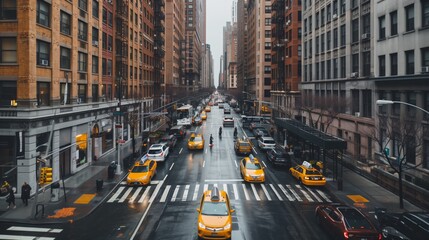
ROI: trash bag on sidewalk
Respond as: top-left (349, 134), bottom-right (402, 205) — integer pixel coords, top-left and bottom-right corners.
top-left (108, 161), bottom-right (116, 179)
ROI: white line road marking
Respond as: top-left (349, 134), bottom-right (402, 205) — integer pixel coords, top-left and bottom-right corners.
top-left (203, 160), bottom-right (205, 168)
top-left (150, 180), bottom-right (160, 184)
top-left (169, 163), bottom-right (175, 171)
top-left (261, 184), bottom-right (272, 201)
top-left (269, 184), bottom-right (283, 201)
top-left (129, 187), bottom-right (142, 203)
top-left (121, 181), bottom-right (126, 185)
top-left (234, 160), bottom-right (238, 168)
top-left (242, 184), bottom-right (250, 200)
top-left (193, 184), bottom-right (200, 201)
top-left (205, 148), bottom-right (208, 154)
top-left (278, 184), bottom-right (294, 201)
top-left (118, 187), bottom-right (133, 203)
top-left (171, 185), bottom-right (180, 202)
top-left (261, 161), bottom-right (267, 168)
top-left (7, 227), bottom-right (63, 233)
top-left (305, 186), bottom-right (322, 202)
top-left (195, 126), bottom-right (199, 132)
top-left (316, 189), bottom-right (332, 202)
top-left (204, 184), bottom-right (208, 192)
top-left (159, 185), bottom-right (171, 202)
top-left (179, 148), bottom-right (183, 154)
top-left (287, 185), bottom-right (302, 202)
top-left (296, 185), bottom-right (314, 202)
top-left (163, 174), bottom-right (168, 181)
top-left (182, 185), bottom-right (190, 201)
top-left (205, 179), bottom-right (243, 182)
top-left (0, 235), bottom-right (55, 240)
top-left (138, 186), bottom-right (151, 203)
top-left (233, 184), bottom-right (239, 200)
top-left (214, 183), bottom-right (218, 189)
top-left (250, 184), bottom-right (261, 201)
top-left (223, 184), bottom-right (227, 193)
top-left (107, 186), bottom-right (125, 203)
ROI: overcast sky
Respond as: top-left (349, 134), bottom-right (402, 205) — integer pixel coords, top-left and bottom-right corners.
top-left (206, 0), bottom-right (233, 87)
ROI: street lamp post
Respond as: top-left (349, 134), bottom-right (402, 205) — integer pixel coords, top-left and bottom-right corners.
top-left (376, 99), bottom-right (429, 115)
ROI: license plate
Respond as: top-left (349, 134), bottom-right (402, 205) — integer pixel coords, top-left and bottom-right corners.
top-left (211, 232), bottom-right (218, 236)
top-left (313, 177), bottom-right (319, 180)
top-left (360, 238), bottom-right (367, 240)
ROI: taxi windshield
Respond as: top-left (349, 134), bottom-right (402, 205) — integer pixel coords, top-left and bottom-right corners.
top-left (131, 166), bottom-right (148, 173)
top-left (201, 202), bottom-right (229, 216)
top-left (190, 136), bottom-right (202, 142)
top-left (246, 161), bottom-right (262, 170)
top-left (239, 142), bottom-right (250, 147)
top-left (306, 169), bottom-right (320, 175)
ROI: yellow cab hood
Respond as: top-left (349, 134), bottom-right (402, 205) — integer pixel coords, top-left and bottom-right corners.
top-left (200, 215), bottom-right (229, 228)
top-left (247, 169), bottom-right (264, 176)
top-left (129, 172), bottom-right (148, 179)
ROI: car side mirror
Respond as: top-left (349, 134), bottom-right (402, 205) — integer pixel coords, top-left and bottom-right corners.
top-left (128, 169), bottom-right (131, 172)
top-left (230, 208), bottom-right (235, 213)
top-left (196, 208), bottom-right (200, 213)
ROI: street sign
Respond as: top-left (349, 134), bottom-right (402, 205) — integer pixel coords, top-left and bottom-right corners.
top-left (113, 111), bottom-right (124, 116)
top-left (115, 124), bottom-right (122, 128)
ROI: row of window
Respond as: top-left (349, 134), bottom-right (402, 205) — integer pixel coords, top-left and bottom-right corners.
top-left (304, 25), bottom-right (346, 57)
top-left (378, 48), bottom-right (429, 76)
top-left (303, 0), bottom-right (347, 34)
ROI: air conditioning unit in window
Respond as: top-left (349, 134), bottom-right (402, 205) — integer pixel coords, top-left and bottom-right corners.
top-left (361, 33), bottom-right (370, 40)
top-left (333, 14), bottom-right (338, 19)
top-left (41, 60), bottom-right (49, 66)
top-left (351, 72), bottom-right (359, 78)
top-left (285, 6), bottom-right (289, 11)
top-left (93, 40), bottom-right (98, 46)
top-left (422, 66), bottom-right (429, 73)
top-left (77, 98), bottom-right (82, 104)
top-left (108, 46), bottom-right (112, 51)
top-left (355, 112), bottom-right (360, 117)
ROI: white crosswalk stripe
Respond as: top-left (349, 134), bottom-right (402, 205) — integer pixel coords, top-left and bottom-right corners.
top-left (1, 226), bottom-right (64, 240)
top-left (106, 182), bottom-right (334, 204)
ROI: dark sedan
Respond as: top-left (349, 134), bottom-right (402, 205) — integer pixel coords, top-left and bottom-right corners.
top-left (158, 134), bottom-right (178, 150)
top-left (266, 146), bottom-right (292, 167)
top-left (315, 204), bottom-right (381, 240)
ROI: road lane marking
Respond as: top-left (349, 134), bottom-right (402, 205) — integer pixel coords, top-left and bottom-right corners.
top-left (296, 185), bottom-right (314, 202)
top-left (7, 227), bottom-right (63, 233)
top-left (242, 184), bottom-right (250, 200)
top-left (129, 187), bottom-right (142, 203)
top-left (205, 148), bottom-right (208, 154)
top-left (179, 148), bottom-right (183, 154)
top-left (223, 184), bottom-right (228, 193)
top-left (169, 163), bottom-right (175, 171)
top-left (182, 185), bottom-right (190, 201)
top-left (159, 185), bottom-right (171, 202)
top-left (163, 174), bottom-right (168, 181)
top-left (171, 185), bottom-right (180, 202)
top-left (118, 187), bottom-right (133, 203)
top-left (250, 184), bottom-right (261, 201)
top-left (278, 184), bottom-right (294, 201)
top-left (233, 184), bottom-right (239, 200)
top-left (214, 183), bottom-right (218, 189)
top-left (305, 186), bottom-right (322, 202)
top-left (193, 184), bottom-right (200, 201)
top-left (269, 184), bottom-right (283, 201)
top-left (0, 235), bottom-right (55, 240)
top-left (150, 180), bottom-right (160, 184)
top-left (205, 179), bottom-right (243, 182)
top-left (261, 184), bottom-right (272, 201)
top-left (203, 160), bottom-right (205, 168)
top-left (138, 186), bottom-right (151, 203)
top-left (261, 161), bottom-right (267, 168)
top-left (286, 185), bottom-right (302, 202)
top-left (107, 186), bottom-right (125, 203)
top-left (234, 160), bottom-right (238, 168)
top-left (316, 189), bottom-right (332, 202)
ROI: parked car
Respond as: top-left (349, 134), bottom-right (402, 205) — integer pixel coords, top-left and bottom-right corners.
top-left (252, 127), bottom-right (265, 137)
top-left (169, 125), bottom-right (186, 139)
top-left (254, 128), bottom-right (270, 139)
top-left (147, 143), bottom-right (169, 162)
top-left (257, 136), bottom-right (276, 151)
top-left (266, 146), bottom-right (293, 167)
top-left (315, 204), bottom-right (381, 240)
top-left (223, 117), bottom-right (234, 127)
top-left (375, 208), bottom-right (429, 240)
top-left (158, 134), bottom-right (177, 149)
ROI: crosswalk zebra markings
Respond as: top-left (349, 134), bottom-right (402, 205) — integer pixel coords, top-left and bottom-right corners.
top-left (269, 184), bottom-right (283, 201)
top-left (287, 185), bottom-right (303, 202)
top-left (171, 185), bottom-right (180, 202)
top-left (0, 235), bottom-right (55, 240)
top-left (204, 184), bottom-right (208, 192)
top-left (316, 189), bottom-right (332, 203)
top-left (119, 187), bottom-right (133, 203)
top-left (296, 185), bottom-right (314, 202)
top-left (192, 184), bottom-right (200, 201)
top-left (250, 184), bottom-right (261, 201)
top-left (278, 184), bottom-right (294, 201)
top-left (182, 185), bottom-right (190, 201)
top-left (138, 186), bottom-right (151, 203)
top-left (7, 226), bottom-right (63, 233)
top-left (233, 184), bottom-right (239, 200)
top-left (107, 186), bottom-right (125, 203)
top-left (129, 187), bottom-right (142, 203)
top-left (305, 186), bottom-right (322, 202)
top-left (242, 184), bottom-right (250, 200)
top-left (261, 184), bottom-right (272, 201)
top-left (223, 184), bottom-right (228, 194)
top-left (160, 185), bottom-right (171, 202)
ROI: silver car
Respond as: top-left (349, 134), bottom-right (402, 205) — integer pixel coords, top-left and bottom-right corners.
top-left (257, 137), bottom-right (276, 151)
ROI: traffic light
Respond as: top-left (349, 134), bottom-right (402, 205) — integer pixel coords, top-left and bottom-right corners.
top-left (40, 167), bottom-right (53, 185)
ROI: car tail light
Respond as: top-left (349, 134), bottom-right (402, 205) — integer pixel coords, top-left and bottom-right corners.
top-left (378, 233), bottom-right (382, 240)
top-left (343, 231), bottom-right (349, 239)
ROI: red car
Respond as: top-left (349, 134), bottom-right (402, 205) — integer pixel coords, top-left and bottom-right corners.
top-left (315, 204), bottom-right (381, 240)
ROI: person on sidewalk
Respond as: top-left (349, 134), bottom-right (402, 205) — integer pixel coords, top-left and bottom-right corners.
top-left (6, 186), bottom-right (16, 209)
top-left (21, 182), bottom-right (31, 206)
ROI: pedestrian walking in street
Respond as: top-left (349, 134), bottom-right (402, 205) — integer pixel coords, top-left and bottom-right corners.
top-left (6, 186), bottom-right (16, 209)
top-left (21, 182), bottom-right (31, 206)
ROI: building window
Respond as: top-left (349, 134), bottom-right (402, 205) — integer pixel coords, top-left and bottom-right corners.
top-left (37, 0), bottom-right (50, 27)
top-left (264, 90), bottom-right (271, 98)
top-left (352, 53), bottom-right (359, 74)
top-left (92, 0), bottom-right (99, 18)
top-left (265, 18), bottom-right (271, 26)
top-left (405, 50), bottom-right (414, 74)
top-left (340, 0), bottom-right (345, 15)
top-left (321, 8), bottom-right (325, 26)
top-left (316, 36), bottom-right (319, 54)
top-left (405, 4), bottom-right (414, 32)
top-left (78, 20), bottom-right (88, 41)
top-left (352, 19), bottom-right (359, 42)
top-left (316, 12), bottom-right (319, 28)
top-left (340, 56), bottom-right (346, 78)
top-left (390, 11), bottom-right (397, 35)
top-left (102, 8), bottom-right (107, 24)
top-left (60, 47), bottom-right (70, 69)
top-left (423, 1), bottom-right (429, 27)
top-left (327, 4), bottom-right (331, 21)
top-left (407, 92), bottom-right (417, 118)
top-left (0, 81), bottom-right (16, 107)
top-left (316, 62), bottom-right (319, 80)
top-left (333, 58), bottom-right (338, 78)
top-left (351, 0), bottom-right (358, 9)
top-left (37, 82), bottom-right (50, 106)
top-left (333, 28), bottom-right (338, 48)
top-left (36, 40), bottom-right (50, 66)
top-left (265, 30), bottom-right (271, 38)
top-left (422, 47), bottom-right (429, 68)
top-left (0, 37), bottom-right (17, 63)
top-left (379, 55), bottom-right (386, 76)
top-left (264, 66), bottom-right (271, 74)
top-left (392, 91), bottom-right (400, 116)
top-left (60, 11), bottom-right (71, 35)
top-left (78, 52), bottom-right (87, 72)
top-left (78, 84), bottom-right (87, 103)
top-left (327, 31), bottom-right (331, 50)
top-left (92, 56), bottom-right (98, 74)
top-left (92, 84), bottom-right (99, 102)
top-left (107, 59), bottom-right (112, 75)
top-left (0, 0), bottom-right (17, 20)
top-left (379, 16), bottom-right (386, 39)
top-left (107, 11), bottom-right (113, 26)
top-left (363, 51), bottom-right (371, 76)
top-left (333, 0), bottom-right (338, 15)
top-left (340, 25), bottom-right (346, 46)
top-left (423, 140), bottom-right (429, 169)
top-left (327, 59), bottom-right (331, 79)
top-left (321, 33), bottom-right (325, 52)
top-left (78, 0), bottom-right (87, 11)
top-left (361, 14), bottom-right (370, 36)
top-left (92, 27), bottom-right (99, 46)
top-left (390, 53), bottom-right (398, 75)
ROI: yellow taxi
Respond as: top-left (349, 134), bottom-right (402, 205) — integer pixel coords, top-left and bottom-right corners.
top-left (205, 106), bottom-right (211, 112)
top-left (126, 158), bottom-right (157, 186)
top-left (201, 111), bottom-right (207, 120)
top-left (188, 133), bottom-right (205, 150)
top-left (239, 155), bottom-right (265, 183)
top-left (234, 137), bottom-right (252, 155)
top-left (289, 161), bottom-right (326, 186)
top-left (197, 187), bottom-right (234, 240)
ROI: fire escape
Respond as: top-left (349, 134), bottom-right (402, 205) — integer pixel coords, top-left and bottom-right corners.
top-left (115, 0), bottom-right (128, 101)
top-left (272, 0), bottom-right (286, 117)
top-left (154, 0), bottom-right (165, 108)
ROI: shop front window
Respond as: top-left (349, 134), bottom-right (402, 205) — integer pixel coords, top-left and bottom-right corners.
top-left (75, 133), bottom-right (87, 168)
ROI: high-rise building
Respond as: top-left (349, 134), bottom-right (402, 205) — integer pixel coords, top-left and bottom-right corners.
top-left (237, 0), bottom-right (249, 102)
top-left (222, 21), bottom-right (238, 90)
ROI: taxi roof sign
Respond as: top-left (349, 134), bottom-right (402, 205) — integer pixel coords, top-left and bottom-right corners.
top-left (211, 187), bottom-right (220, 201)
top-left (249, 154), bottom-right (255, 161)
top-left (302, 161), bottom-right (312, 169)
top-left (140, 154), bottom-right (148, 163)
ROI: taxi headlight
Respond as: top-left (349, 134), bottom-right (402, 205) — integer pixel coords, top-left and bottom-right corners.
top-left (223, 223), bottom-right (231, 230)
top-left (245, 173), bottom-right (250, 177)
top-left (322, 177), bottom-right (326, 180)
top-left (126, 177), bottom-right (131, 181)
top-left (304, 176), bottom-right (310, 180)
top-left (139, 176), bottom-right (148, 180)
top-left (198, 222), bottom-right (206, 229)
top-left (261, 173), bottom-right (265, 177)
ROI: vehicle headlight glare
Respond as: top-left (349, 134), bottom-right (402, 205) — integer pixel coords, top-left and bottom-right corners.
top-left (223, 223), bottom-right (231, 230)
top-left (199, 222), bottom-right (206, 229)
top-left (305, 176), bottom-right (310, 180)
